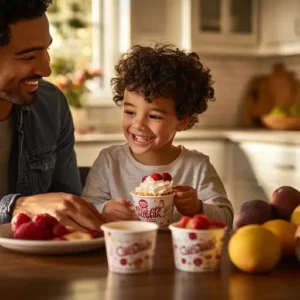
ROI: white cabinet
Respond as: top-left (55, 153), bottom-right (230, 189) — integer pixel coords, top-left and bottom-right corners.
top-left (230, 141), bottom-right (300, 211)
top-left (191, 0), bottom-right (258, 50)
top-left (165, 0), bottom-right (300, 56)
top-left (258, 0), bottom-right (300, 55)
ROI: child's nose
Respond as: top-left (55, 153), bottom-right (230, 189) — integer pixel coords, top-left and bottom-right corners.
top-left (132, 117), bottom-right (146, 130)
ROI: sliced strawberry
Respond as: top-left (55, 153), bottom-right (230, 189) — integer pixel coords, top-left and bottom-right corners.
top-left (13, 221), bottom-right (42, 240)
top-left (33, 214), bottom-right (59, 230)
top-left (151, 173), bottom-right (163, 181)
top-left (53, 224), bottom-right (69, 237)
top-left (176, 216), bottom-right (191, 228)
top-left (209, 219), bottom-right (226, 228)
top-left (162, 172), bottom-right (172, 181)
top-left (142, 176), bottom-right (148, 182)
top-left (11, 213), bottom-right (31, 233)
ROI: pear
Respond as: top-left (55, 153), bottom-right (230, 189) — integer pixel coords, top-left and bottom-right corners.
top-left (269, 106), bottom-right (288, 116)
top-left (288, 104), bottom-right (300, 116)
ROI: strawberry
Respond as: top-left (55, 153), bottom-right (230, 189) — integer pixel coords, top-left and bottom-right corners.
top-left (209, 219), bottom-right (226, 228)
top-left (13, 221), bottom-right (42, 240)
top-left (52, 224), bottom-right (69, 237)
top-left (33, 214), bottom-right (59, 230)
top-left (142, 176), bottom-right (148, 182)
top-left (176, 216), bottom-right (191, 228)
top-left (40, 228), bottom-right (54, 240)
top-left (162, 172), bottom-right (172, 181)
top-left (186, 214), bottom-right (210, 230)
top-left (150, 173), bottom-right (163, 181)
top-left (11, 213), bottom-right (31, 233)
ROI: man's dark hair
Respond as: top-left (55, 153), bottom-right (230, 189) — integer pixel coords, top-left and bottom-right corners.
top-left (111, 44), bottom-right (215, 130)
top-left (0, 0), bottom-right (52, 46)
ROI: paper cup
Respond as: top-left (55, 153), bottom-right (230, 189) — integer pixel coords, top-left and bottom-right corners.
top-left (101, 221), bottom-right (158, 274)
top-left (169, 223), bottom-right (226, 272)
top-left (130, 192), bottom-right (175, 227)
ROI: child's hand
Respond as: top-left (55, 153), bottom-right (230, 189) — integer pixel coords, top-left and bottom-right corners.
top-left (103, 198), bottom-right (139, 221)
top-left (174, 185), bottom-right (202, 216)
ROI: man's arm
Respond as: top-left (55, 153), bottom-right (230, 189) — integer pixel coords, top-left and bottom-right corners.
top-left (50, 91), bottom-right (82, 195)
top-left (0, 194), bottom-right (22, 223)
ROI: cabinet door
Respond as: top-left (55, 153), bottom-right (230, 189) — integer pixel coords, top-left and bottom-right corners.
top-left (231, 142), bottom-right (300, 210)
top-left (191, 0), bottom-right (258, 50)
top-left (259, 0), bottom-right (300, 55)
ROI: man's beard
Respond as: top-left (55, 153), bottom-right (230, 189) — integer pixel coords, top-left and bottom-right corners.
top-left (0, 90), bottom-right (36, 105)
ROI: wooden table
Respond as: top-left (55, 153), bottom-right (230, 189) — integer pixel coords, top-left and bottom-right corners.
top-left (0, 231), bottom-right (299, 300)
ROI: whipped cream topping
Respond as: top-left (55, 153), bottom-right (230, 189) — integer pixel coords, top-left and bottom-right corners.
top-left (134, 176), bottom-right (173, 196)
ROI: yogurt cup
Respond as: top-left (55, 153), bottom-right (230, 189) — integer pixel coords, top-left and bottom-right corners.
top-left (101, 221), bottom-right (159, 274)
top-left (169, 223), bottom-right (227, 272)
top-left (130, 192), bottom-right (175, 227)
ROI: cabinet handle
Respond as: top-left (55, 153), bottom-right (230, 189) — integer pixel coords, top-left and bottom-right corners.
top-left (273, 164), bottom-right (295, 171)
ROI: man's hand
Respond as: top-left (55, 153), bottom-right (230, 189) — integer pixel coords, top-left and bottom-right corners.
top-left (103, 198), bottom-right (139, 221)
top-left (13, 193), bottom-right (107, 231)
top-left (174, 185), bottom-right (202, 216)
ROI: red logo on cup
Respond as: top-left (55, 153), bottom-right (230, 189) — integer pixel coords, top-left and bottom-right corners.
top-left (139, 199), bottom-right (148, 209)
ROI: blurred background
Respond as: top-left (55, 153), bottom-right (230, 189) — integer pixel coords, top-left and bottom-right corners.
top-left (47, 0), bottom-right (300, 211)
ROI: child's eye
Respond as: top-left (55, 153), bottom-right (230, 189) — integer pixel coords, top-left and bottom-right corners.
top-left (149, 114), bottom-right (163, 120)
top-left (124, 110), bottom-right (135, 116)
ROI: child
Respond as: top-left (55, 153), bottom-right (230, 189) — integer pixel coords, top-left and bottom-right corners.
top-left (82, 44), bottom-right (233, 227)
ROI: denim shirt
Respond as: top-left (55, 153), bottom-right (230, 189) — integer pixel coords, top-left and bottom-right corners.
top-left (0, 80), bottom-right (82, 223)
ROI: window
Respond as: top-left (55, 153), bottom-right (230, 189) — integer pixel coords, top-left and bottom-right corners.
top-left (47, 0), bottom-right (131, 105)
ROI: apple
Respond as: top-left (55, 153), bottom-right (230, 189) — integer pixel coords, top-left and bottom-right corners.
top-left (270, 186), bottom-right (300, 220)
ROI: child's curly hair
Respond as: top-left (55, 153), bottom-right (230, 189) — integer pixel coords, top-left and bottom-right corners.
top-left (111, 44), bottom-right (215, 129)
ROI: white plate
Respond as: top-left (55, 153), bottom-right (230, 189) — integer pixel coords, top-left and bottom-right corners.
top-left (0, 224), bottom-right (105, 255)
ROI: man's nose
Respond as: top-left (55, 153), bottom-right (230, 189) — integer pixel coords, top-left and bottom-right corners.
top-left (34, 50), bottom-right (52, 78)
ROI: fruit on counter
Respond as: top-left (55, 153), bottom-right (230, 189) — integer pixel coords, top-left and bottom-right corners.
top-left (270, 186), bottom-right (300, 220)
top-left (288, 104), bottom-right (300, 116)
top-left (176, 214), bottom-right (226, 229)
top-left (269, 106), bottom-right (288, 116)
top-left (233, 199), bottom-right (274, 231)
top-left (11, 213), bottom-right (103, 241)
top-left (262, 219), bottom-right (297, 258)
top-left (290, 205), bottom-right (300, 225)
top-left (228, 225), bottom-right (281, 273)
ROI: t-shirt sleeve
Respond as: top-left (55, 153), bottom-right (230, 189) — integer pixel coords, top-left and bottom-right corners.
top-left (199, 156), bottom-right (234, 228)
top-left (81, 149), bottom-right (111, 213)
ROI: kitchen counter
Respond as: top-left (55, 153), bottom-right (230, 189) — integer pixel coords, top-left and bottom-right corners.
top-left (75, 128), bottom-right (300, 145)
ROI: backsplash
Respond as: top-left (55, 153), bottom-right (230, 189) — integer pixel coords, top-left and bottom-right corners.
top-left (87, 54), bottom-right (300, 130)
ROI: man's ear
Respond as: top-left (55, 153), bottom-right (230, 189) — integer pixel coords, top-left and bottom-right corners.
top-left (176, 116), bottom-right (192, 131)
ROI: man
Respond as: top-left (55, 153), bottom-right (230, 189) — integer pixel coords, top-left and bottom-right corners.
top-left (0, 0), bottom-right (106, 230)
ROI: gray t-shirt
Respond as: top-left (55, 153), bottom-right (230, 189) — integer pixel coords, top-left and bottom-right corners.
top-left (0, 113), bottom-right (17, 198)
top-left (82, 144), bottom-right (234, 226)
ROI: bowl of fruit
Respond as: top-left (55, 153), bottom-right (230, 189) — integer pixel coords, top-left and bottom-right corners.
top-left (261, 105), bottom-right (300, 130)
top-left (169, 214), bottom-right (227, 272)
